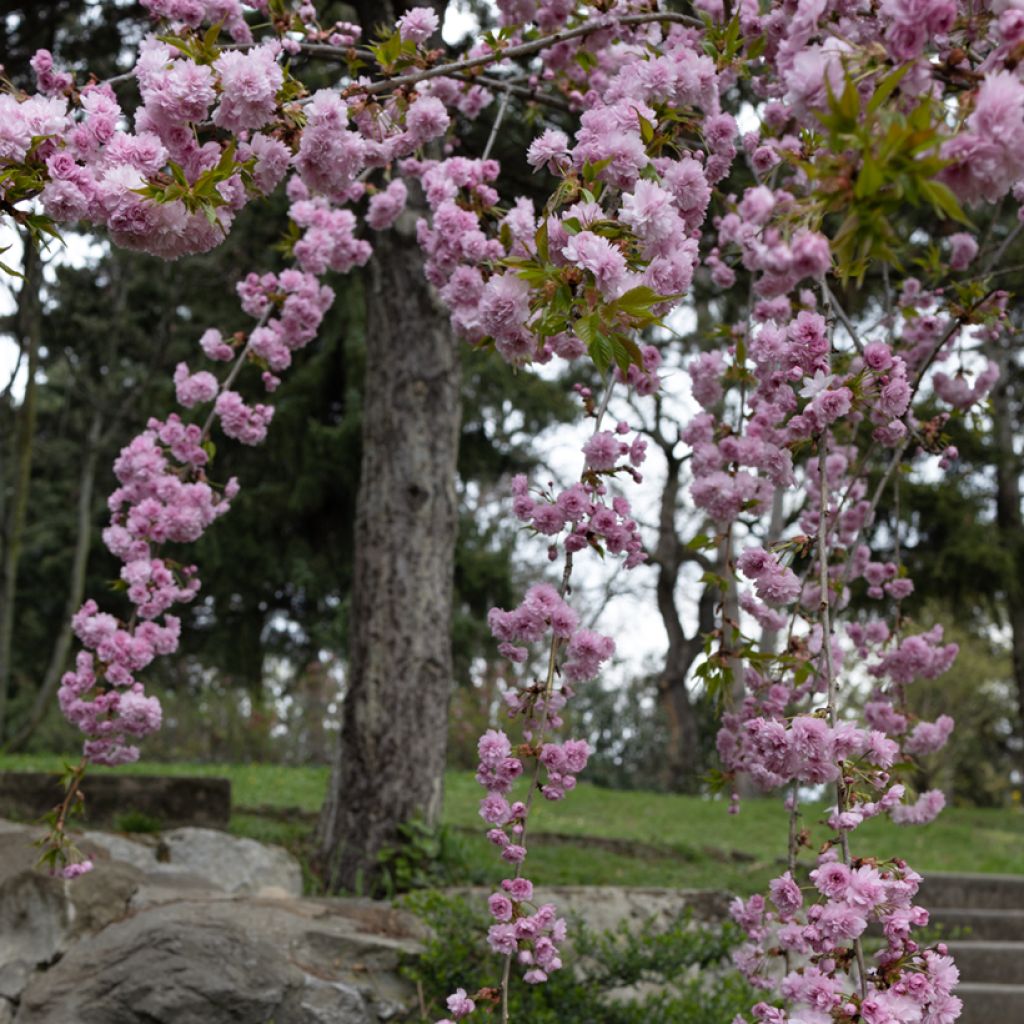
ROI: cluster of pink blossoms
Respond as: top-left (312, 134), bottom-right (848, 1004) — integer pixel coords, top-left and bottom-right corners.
top-left (732, 856), bottom-right (962, 1024)
top-left (509, 423), bottom-right (648, 569)
top-left (58, 255), bottom-right (334, 765)
top-left (474, 729), bottom-right (571, 985)
top-left (451, 371), bottom-right (673, 1011)
top-left (31, 30), bottom-right (293, 259)
top-left (139, 1), bottom-right (254, 44)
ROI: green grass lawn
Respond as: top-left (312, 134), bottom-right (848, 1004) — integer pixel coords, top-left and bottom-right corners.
top-left (2, 754), bottom-right (1021, 894)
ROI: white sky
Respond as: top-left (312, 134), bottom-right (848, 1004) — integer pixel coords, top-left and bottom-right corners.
top-left (443, 2), bottom-right (481, 44)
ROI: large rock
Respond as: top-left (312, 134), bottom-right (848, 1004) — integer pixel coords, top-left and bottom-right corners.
top-left (0, 773), bottom-right (230, 829)
top-left (0, 830), bottom-right (142, 970)
top-left (84, 826), bottom-right (303, 897)
top-left (0, 818), bottom-right (422, 1023)
top-left (14, 897), bottom-right (423, 1024)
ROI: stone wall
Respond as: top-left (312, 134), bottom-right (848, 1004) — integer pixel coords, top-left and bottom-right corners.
top-left (0, 772), bottom-right (231, 829)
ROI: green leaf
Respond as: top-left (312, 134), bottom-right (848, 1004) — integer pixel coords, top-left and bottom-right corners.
top-left (534, 310), bottom-right (568, 337)
top-left (574, 48), bottom-right (597, 72)
top-left (610, 332), bottom-right (643, 373)
top-left (369, 32), bottom-right (406, 71)
top-left (723, 14), bottom-right (740, 54)
top-left (513, 264), bottom-right (550, 286)
top-left (581, 157), bottom-right (612, 182)
top-left (574, 312), bottom-right (601, 349)
top-left (535, 219), bottom-right (549, 263)
top-left (700, 571), bottom-right (728, 591)
top-left (614, 285), bottom-right (671, 318)
top-left (867, 63), bottom-right (912, 115)
top-left (838, 75), bottom-right (860, 123)
top-left (199, 19), bottom-right (224, 59)
top-left (854, 155), bottom-right (884, 199)
top-left (920, 179), bottom-right (972, 226)
top-left (638, 113), bottom-right (655, 146)
top-left (157, 34), bottom-right (197, 60)
top-left (584, 326), bottom-right (614, 375)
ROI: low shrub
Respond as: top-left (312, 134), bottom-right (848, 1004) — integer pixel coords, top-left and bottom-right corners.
top-left (401, 891), bottom-right (762, 1023)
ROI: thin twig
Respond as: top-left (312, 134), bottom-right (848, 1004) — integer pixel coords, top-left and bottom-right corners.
top-left (593, 373), bottom-right (614, 430)
top-left (101, 70), bottom-right (136, 87)
top-left (983, 221), bottom-right (1022, 276)
top-left (200, 307), bottom-right (273, 439)
top-left (822, 282), bottom-right (865, 355)
top-left (482, 86), bottom-right (512, 162)
top-left (833, 314), bottom-right (968, 590)
top-left (0, 340), bottom-right (25, 402)
top-left (787, 788), bottom-right (799, 876)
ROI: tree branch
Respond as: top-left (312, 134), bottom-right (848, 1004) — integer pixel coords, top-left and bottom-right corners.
top-left (348, 12), bottom-right (701, 98)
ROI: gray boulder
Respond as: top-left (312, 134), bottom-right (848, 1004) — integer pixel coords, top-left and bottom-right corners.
top-left (1, 818), bottom-right (421, 1023)
top-left (83, 826), bottom-right (303, 897)
top-left (162, 827), bottom-right (303, 896)
top-left (14, 897), bottom-right (422, 1024)
top-left (0, 830), bottom-right (141, 970)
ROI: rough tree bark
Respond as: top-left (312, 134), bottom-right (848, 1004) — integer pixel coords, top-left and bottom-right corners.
top-left (314, 0), bottom-right (458, 894)
top-left (316, 210), bottom-right (460, 892)
top-left (991, 341), bottom-right (1024, 784)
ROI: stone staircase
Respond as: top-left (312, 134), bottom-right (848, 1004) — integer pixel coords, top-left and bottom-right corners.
top-left (917, 872), bottom-right (1024, 1024)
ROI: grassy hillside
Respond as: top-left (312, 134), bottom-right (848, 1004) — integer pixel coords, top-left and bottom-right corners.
top-left (2, 755), bottom-right (1021, 894)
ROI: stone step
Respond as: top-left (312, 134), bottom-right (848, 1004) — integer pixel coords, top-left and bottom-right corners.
top-left (917, 872), bottom-right (1024, 911)
top-left (928, 908), bottom-right (1024, 942)
top-left (946, 941), bottom-right (1024, 985)
top-left (956, 982), bottom-right (1024, 1024)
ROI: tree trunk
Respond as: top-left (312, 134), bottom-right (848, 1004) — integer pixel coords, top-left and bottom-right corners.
top-left (0, 238), bottom-right (42, 740)
top-left (314, 0), bottom-right (456, 895)
top-left (991, 343), bottom-right (1024, 784)
top-left (316, 212), bottom-right (460, 893)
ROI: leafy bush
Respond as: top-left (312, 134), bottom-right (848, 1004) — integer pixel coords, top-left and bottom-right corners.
top-left (372, 819), bottom-right (486, 899)
top-left (401, 891), bottom-right (761, 1023)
